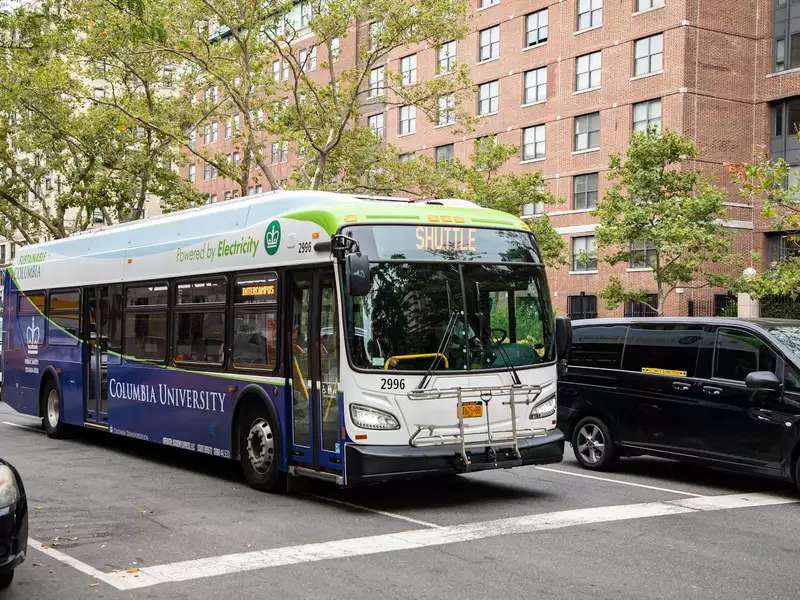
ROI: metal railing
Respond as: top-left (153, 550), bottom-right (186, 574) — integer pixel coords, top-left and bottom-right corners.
top-left (407, 384), bottom-right (548, 469)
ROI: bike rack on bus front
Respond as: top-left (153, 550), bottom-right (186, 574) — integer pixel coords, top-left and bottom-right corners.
top-left (407, 384), bottom-right (547, 470)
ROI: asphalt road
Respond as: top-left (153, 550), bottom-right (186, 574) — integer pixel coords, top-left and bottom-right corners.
top-left (0, 400), bottom-right (798, 600)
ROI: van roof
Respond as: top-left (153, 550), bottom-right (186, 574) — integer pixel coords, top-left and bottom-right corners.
top-left (571, 317), bottom-right (800, 329)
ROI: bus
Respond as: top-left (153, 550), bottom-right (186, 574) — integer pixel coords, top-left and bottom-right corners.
top-left (2, 191), bottom-right (568, 491)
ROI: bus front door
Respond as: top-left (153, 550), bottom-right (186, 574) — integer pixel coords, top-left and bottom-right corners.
top-left (84, 286), bottom-right (121, 425)
top-left (287, 269), bottom-right (343, 474)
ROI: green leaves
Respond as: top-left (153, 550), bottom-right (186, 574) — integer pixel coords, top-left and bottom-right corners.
top-left (595, 129), bottom-right (731, 314)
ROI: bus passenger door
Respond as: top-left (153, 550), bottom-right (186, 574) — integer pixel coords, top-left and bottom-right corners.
top-left (84, 286), bottom-right (121, 425)
top-left (287, 268), bottom-right (343, 473)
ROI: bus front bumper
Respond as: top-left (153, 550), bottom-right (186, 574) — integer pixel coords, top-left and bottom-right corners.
top-left (345, 429), bottom-right (564, 485)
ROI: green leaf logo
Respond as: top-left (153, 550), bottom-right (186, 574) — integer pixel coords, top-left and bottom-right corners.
top-left (264, 220), bottom-right (281, 256)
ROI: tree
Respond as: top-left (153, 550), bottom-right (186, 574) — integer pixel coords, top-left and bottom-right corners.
top-left (346, 138), bottom-right (566, 267)
top-left (594, 129), bottom-right (731, 315)
top-left (732, 158), bottom-right (800, 299)
top-left (0, 1), bottom-right (201, 243)
top-left (89, 0), bottom-right (472, 195)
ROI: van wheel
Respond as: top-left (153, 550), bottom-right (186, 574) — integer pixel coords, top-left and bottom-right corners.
top-left (572, 416), bottom-right (617, 471)
top-left (42, 380), bottom-right (67, 439)
top-left (239, 402), bottom-right (286, 493)
top-left (0, 569), bottom-right (13, 589)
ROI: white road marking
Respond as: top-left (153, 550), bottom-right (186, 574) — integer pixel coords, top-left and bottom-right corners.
top-left (28, 538), bottom-right (125, 589)
top-left (309, 494), bottom-right (443, 529)
top-left (535, 466), bottom-right (704, 497)
top-left (2, 420), bottom-right (43, 433)
top-left (45, 491), bottom-right (790, 591)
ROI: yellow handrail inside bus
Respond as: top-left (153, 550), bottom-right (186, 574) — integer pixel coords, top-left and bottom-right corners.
top-left (293, 356), bottom-right (310, 401)
top-left (384, 353), bottom-right (449, 370)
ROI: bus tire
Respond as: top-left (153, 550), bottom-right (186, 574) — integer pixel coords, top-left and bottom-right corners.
top-left (239, 401), bottom-right (286, 493)
top-left (42, 379), bottom-right (68, 439)
top-left (572, 416), bottom-right (617, 471)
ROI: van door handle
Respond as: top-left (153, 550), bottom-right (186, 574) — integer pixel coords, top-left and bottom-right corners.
top-left (672, 382), bottom-right (691, 392)
top-left (703, 385), bottom-right (723, 396)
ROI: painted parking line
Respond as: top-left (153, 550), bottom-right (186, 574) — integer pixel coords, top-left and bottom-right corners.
top-left (308, 494), bottom-right (444, 529)
top-left (31, 492), bottom-right (794, 591)
top-left (2, 420), bottom-right (43, 433)
top-left (535, 466), bottom-right (704, 497)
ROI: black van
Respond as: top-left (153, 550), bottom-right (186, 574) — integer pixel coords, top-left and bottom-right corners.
top-left (557, 318), bottom-right (800, 491)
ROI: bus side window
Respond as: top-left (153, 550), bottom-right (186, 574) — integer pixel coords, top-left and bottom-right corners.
top-left (232, 272), bottom-right (279, 371)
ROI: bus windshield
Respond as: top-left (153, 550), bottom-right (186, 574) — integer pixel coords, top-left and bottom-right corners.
top-left (341, 226), bottom-right (554, 372)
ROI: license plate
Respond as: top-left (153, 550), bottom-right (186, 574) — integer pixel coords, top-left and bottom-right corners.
top-left (458, 402), bottom-right (483, 419)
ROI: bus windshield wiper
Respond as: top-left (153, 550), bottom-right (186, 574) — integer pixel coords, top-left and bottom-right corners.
top-left (490, 336), bottom-right (522, 385)
top-left (417, 309), bottom-right (461, 391)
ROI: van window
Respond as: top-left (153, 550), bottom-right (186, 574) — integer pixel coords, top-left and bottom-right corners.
top-left (621, 324), bottom-right (704, 377)
top-left (714, 328), bottom-right (777, 382)
top-left (569, 325), bottom-right (628, 369)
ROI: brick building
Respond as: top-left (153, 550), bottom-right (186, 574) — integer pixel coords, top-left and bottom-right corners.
top-left (187, 0), bottom-right (799, 318)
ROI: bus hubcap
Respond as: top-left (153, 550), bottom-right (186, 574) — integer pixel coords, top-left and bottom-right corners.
top-left (577, 424), bottom-right (605, 464)
top-left (47, 389), bottom-right (60, 429)
top-left (246, 419), bottom-right (274, 474)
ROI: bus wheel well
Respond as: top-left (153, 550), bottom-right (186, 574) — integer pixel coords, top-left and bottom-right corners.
top-left (38, 371), bottom-right (58, 418)
top-left (231, 392), bottom-right (273, 462)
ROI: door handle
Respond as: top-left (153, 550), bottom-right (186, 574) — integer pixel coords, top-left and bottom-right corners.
top-left (702, 385), bottom-right (723, 396)
top-left (672, 382), bottom-right (691, 392)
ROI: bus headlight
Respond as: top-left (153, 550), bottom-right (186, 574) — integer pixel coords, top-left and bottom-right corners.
top-left (530, 394), bottom-right (556, 420)
top-left (350, 404), bottom-right (400, 430)
top-left (0, 466), bottom-right (19, 508)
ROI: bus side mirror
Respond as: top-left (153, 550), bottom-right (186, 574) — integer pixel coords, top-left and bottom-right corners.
top-left (346, 253), bottom-right (371, 297)
top-left (555, 316), bottom-right (572, 361)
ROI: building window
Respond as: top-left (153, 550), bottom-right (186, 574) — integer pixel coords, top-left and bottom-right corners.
top-left (526, 9), bottom-right (548, 47)
top-left (271, 141), bottom-right (288, 164)
top-left (572, 236), bottom-right (598, 271)
top-left (636, 0), bottom-right (664, 11)
top-left (436, 144), bottom-right (454, 165)
top-left (478, 25), bottom-right (500, 62)
top-left (577, 0), bottom-right (602, 31)
top-left (633, 99), bottom-right (662, 132)
top-left (522, 125), bottom-right (546, 160)
top-left (568, 294), bottom-right (598, 320)
top-left (187, 163), bottom-right (196, 183)
top-left (330, 37), bottom-right (340, 61)
top-left (624, 294), bottom-right (658, 317)
top-left (574, 112), bottom-right (600, 151)
top-left (399, 105), bottom-right (416, 135)
top-left (309, 46), bottom-right (318, 70)
top-left (576, 51), bottom-right (601, 91)
top-left (573, 173), bottom-right (598, 209)
top-left (479, 0), bottom-right (499, 8)
top-left (203, 162), bottom-right (216, 180)
top-left (437, 94), bottom-right (456, 125)
top-left (478, 80), bottom-right (499, 115)
top-left (630, 239), bottom-right (657, 268)
top-left (368, 113), bottom-right (385, 139)
top-left (524, 67), bottom-right (547, 104)
top-left (522, 201), bottom-right (545, 216)
top-left (224, 117), bottom-right (233, 139)
top-left (437, 40), bottom-right (457, 74)
top-left (774, 0), bottom-right (800, 71)
top-left (369, 66), bottom-right (385, 97)
top-left (272, 59), bottom-right (281, 82)
top-left (369, 21), bottom-right (383, 49)
top-left (231, 151), bottom-right (241, 166)
top-left (399, 152), bottom-right (414, 161)
top-left (634, 33), bottom-right (663, 76)
top-left (400, 54), bottom-right (417, 85)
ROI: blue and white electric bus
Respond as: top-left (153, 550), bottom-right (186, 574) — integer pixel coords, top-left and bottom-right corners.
top-left (2, 191), bottom-right (567, 491)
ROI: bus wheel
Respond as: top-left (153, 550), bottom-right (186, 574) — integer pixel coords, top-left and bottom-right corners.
top-left (239, 403), bottom-right (286, 493)
top-left (42, 380), bottom-right (67, 439)
top-left (572, 416), bottom-right (617, 471)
